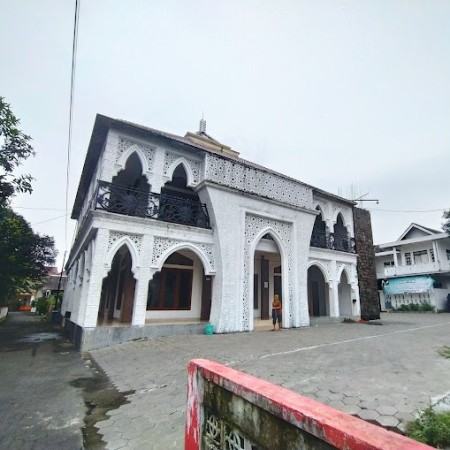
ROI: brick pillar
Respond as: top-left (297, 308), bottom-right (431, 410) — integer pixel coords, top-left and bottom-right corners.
top-left (353, 207), bottom-right (380, 320)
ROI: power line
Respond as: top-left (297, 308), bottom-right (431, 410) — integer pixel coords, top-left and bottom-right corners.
top-left (32, 213), bottom-right (69, 226)
top-left (64, 0), bottom-right (81, 250)
top-left (14, 206), bottom-right (66, 211)
top-left (367, 208), bottom-right (445, 213)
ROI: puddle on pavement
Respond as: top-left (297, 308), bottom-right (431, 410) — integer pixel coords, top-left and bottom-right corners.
top-left (71, 356), bottom-right (135, 449)
top-left (20, 332), bottom-right (60, 343)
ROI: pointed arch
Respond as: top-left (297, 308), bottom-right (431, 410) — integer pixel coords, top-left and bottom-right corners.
top-left (115, 145), bottom-right (150, 176)
top-left (166, 158), bottom-right (195, 187)
top-left (307, 261), bottom-right (330, 283)
top-left (337, 264), bottom-right (352, 282)
top-left (106, 237), bottom-right (140, 274)
top-left (155, 242), bottom-right (215, 275)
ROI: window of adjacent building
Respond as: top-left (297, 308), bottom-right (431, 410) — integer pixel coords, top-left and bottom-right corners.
top-left (430, 249), bottom-right (435, 262)
top-left (447, 249), bottom-right (450, 261)
top-left (413, 250), bottom-right (428, 264)
top-left (405, 252), bottom-right (412, 265)
top-left (383, 261), bottom-right (394, 267)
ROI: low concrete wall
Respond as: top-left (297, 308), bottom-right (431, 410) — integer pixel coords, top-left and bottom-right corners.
top-left (186, 359), bottom-right (433, 450)
top-left (0, 306), bottom-right (8, 321)
top-left (65, 320), bottom-right (206, 351)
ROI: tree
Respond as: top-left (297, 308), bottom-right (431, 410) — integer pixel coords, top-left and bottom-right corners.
top-left (443, 209), bottom-right (450, 235)
top-left (0, 97), bottom-right (35, 206)
top-left (0, 205), bottom-right (57, 305)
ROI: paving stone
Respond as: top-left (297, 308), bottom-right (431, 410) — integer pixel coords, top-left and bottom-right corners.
top-left (376, 415), bottom-right (400, 428)
top-left (357, 409), bottom-right (380, 421)
top-left (358, 400), bottom-right (379, 410)
top-left (375, 405), bottom-right (398, 416)
top-left (339, 404), bottom-right (361, 415)
top-left (105, 438), bottom-right (128, 450)
top-left (342, 396), bottom-right (360, 405)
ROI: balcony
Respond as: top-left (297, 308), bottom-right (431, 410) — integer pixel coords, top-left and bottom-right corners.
top-left (310, 230), bottom-right (356, 254)
top-left (94, 181), bottom-right (210, 229)
top-left (384, 260), bottom-right (449, 278)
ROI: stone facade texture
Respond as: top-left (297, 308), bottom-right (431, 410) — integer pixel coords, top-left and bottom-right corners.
top-left (353, 207), bottom-right (380, 320)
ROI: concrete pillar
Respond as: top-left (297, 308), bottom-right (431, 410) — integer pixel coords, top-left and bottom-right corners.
top-left (131, 268), bottom-right (151, 326)
top-left (82, 229), bottom-right (109, 328)
top-left (393, 247), bottom-right (398, 266)
top-left (330, 280), bottom-right (339, 317)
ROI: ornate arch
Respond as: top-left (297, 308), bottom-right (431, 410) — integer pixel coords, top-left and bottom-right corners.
top-left (106, 235), bottom-right (141, 275)
top-left (243, 214), bottom-right (294, 331)
top-left (307, 260), bottom-right (331, 283)
top-left (114, 144), bottom-right (151, 177)
top-left (151, 237), bottom-right (215, 275)
top-left (337, 263), bottom-right (352, 283)
top-left (164, 157), bottom-right (196, 187)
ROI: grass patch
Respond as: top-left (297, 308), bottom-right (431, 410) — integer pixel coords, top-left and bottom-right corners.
top-left (406, 406), bottom-right (450, 448)
top-left (438, 346), bottom-right (450, 359)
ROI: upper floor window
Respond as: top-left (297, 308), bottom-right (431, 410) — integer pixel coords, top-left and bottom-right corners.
top-left (413, 250), bottom-right (428, 264)
top-left (383, 261), bottom-right (394, 267)
top-left (405, 252), bottom-right (412, 266)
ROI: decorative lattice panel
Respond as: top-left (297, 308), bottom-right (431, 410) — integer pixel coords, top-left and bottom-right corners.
top-left (151, 236), bottom-right (215, 270)
top-left (108, 231), bottom-right (143, 254)
top-left (163, 151), bottom-right (202, 184)
top-left (116, 137), bottom-right (155, 170)
top-left (204, 414), bottom-right (255, 450)
top-left (205, 154), bottom-right (312, 209)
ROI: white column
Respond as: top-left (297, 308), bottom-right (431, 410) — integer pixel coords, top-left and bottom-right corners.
top-left (329, 280), bottom-right (339, 317)
top-left (82, 229), bottom-right (109, 328)
top-left (131, 268), bottom-right (151, 326)
top-left (393, 247), bottom-right (398, 266)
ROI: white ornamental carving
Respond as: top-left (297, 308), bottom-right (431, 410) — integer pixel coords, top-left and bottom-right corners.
top-left (163, 151), bottom-right (201, 184)
top-left (108, 232), bottom-right (143, 254)
top-left (206, 154), bottom-right (313, 209)
top-left (116, 138), bottom-right (155, 169)
top-left (151, 237), bottom-right (214, 270)
top-left (243, 214), bottom-right (293, 330)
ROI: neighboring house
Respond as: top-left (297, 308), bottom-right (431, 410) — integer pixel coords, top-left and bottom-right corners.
top-left (375, 223), bottom-right (450, 311)
top-left (35, 267), bottom-right (67, 299)
top-left (61, 115), bottom-right (379, 350)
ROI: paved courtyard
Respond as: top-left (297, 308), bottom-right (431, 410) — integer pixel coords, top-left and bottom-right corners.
top-left (90, 313), bottom-right (450, 449)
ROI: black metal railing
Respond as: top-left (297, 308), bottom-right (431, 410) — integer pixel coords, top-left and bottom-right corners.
top-left (94, 181), bottom-right (210, 229)
top-left (310, 230), bottom-right (356, 253)
top-left (310, 230), bottom-right (327, 249)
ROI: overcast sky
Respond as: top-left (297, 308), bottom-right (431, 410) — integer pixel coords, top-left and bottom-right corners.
top-left (1, 1), bottom-right (449, 268)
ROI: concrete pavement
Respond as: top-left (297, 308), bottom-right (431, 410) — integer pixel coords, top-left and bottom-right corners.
top-left (90, 313), bottom-right (450, 450)
top-left (0, 312), bottom-right (92, 450)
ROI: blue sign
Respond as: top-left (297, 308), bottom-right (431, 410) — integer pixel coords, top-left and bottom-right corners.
top-left (383, 276), bottom-right (434, 295)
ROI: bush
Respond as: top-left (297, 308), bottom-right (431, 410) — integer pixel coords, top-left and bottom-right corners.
top-left (407, 406), bottom-right (450, 448)
top-left (35, 297), bottom-right (49, 315)
top-left (395, 302), bottom-right (434, 312)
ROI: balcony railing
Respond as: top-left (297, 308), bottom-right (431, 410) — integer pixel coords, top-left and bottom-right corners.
top-left (310, 230), bottom-right (356, 254)
top-left (94, 181), bottom-right (210, 229)
top-left (384, 261), bottom-right (445, 278)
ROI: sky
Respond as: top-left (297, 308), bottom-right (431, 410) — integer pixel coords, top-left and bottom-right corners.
top-left (1, 0), bottom-right (449, 268)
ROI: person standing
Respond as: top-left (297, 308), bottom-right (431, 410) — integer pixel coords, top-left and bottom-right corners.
top-left (272, 294), bottom-right (282, 331)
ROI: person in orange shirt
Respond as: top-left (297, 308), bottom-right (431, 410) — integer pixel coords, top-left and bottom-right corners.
top-left (272, 294), bottom-right (282, 331)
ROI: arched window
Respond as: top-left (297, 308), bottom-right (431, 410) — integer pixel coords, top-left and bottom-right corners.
top-left (333, 214), bottom-right (349, 252)
top-left (310, 208), bottom-right (327, 248)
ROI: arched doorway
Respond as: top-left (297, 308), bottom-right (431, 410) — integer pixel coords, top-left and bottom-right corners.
top-left (98, 245), bottom-right (136, 325)
top-left (146, 250), bottom-right (211, 321)
top-left (110, 152), bottom-right (150, 217)
top-left (253, 233), bottom-right (282, 321)
top-left (307, 265), bottom-right (329, 316)
top-left (338, 270), bottom-right (352, 316)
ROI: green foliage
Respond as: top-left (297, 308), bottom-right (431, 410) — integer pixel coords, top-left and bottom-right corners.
top-left (443, 209), bottom-right (450, 235)
top-left (0, 97), bottom-right (35, 206)
top-left (35, 297), bottom-right (49, 316)
top-left (7, 298), bottom-right (22, 311)
top-left (438, 346), bottom-right (450, 359)
top-left (395, 303), bottom-right (435, 312)
top-left (0, 207), bottom-right (56, 304)
top-left (407, 406), bottom-right (450, 448)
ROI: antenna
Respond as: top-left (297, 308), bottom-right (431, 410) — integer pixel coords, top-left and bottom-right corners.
top-left (199, 116), bottom-right (206, 133)
top-left (351, 193), bottom-right (380, 205)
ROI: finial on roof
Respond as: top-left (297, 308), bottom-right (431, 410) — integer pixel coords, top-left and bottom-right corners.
top-left (199, 115), bottom-right (206, 134)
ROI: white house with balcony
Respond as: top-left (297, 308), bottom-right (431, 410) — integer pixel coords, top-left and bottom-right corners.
top-left (375, 223), bottom-right (450, 311)
top-left (61, 114), bottom-right (372, 350)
